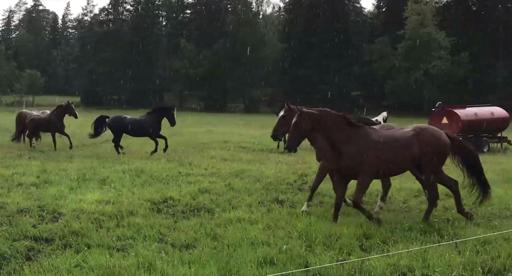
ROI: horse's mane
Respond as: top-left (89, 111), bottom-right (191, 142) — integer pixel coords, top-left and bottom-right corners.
top-left (337, 113), bottom-right (365, 128)
top-left (301, 107), bottom-right (364, 128)
top-left (50, 104), bottom-right (65, 114)
top-left (147, 106), bottom-right (175, 115)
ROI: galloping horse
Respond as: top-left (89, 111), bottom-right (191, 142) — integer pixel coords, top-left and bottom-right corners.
top-left (273, 105), bottom-right (384, 150)
top-left (25, 101), bottom-right (78, 150)
top-left (12, 110), bottom-right (50, 143)
top-left (271, 103), bottom-right (396, 214)
top-left (89, 106), bottom-right (176, 155)
top-left (285, 108), bottom-right (490, 223)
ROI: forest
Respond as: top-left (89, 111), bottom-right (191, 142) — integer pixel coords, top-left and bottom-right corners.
top-left (0, 0), bottom-right (511, 112)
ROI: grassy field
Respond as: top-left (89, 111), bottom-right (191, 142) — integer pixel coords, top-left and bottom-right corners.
top-left (0, 106), bottom-right (511, 275)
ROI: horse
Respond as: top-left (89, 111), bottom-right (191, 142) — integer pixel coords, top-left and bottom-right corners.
top-left (285, 108), bottom-right (490, 224)
top-left (273, 106), bottom-right (383, 150)
top-left (89, 106), bottom-right (177, 155)
top-left (11, 110), bottom-right (50, 143)
top-left (271, 103), bottom-right (397, 214)
top-left (25, 101), bottom-right (78, 150)
top-left (372, 111), bottom-right (388, 124)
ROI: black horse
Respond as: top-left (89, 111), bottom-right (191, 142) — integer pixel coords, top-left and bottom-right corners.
top-left (89, 106), bottom-right (177, 155)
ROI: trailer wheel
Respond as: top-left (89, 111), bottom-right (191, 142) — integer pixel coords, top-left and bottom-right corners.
top-left (479, 139), bottom-right (490, 153)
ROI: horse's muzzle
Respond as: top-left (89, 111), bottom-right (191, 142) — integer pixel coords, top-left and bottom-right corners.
top-left (270, 134), bottom-right (282, 142)
top-left (285, 146), bottom-right (297, 153)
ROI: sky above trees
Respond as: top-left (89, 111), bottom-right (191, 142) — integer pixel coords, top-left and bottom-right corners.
top-left (1, 0), bottom-right (376, 17)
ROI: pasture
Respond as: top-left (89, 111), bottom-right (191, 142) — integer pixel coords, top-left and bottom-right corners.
top-left (0, 107), bottom-right (511, 275)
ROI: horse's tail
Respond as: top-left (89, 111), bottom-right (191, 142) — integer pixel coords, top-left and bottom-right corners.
top-left (446, 132), bottom-right (491, 204)
top-left (11, 113), bottom-right (24, 143)
top-left (11, 128), bottom-right (23, 143)
top-left (89, 115), bottom-right (110, 139)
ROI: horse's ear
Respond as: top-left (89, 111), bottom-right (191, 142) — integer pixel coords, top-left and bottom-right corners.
top-left (284, 102), bottom-right (290, 109)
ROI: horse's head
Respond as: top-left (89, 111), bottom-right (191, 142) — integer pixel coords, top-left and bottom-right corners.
top-left (285, 108), bottom-right (313, 153)
top-left (271, 102), bottom-right (298, 142)
top-left (165, 106), bottom-right (177, 127)
top-left (64, 101), bottom-right (78, 119)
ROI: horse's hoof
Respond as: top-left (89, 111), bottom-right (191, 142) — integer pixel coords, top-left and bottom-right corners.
top-left (372, 217), bottom-right (382, 225)
top-left (463, 211), bottom-right (474, 221)
top-left (300, 202), bottom-right (310, 213)
top-left (163, 148), bottom-right (168, 153)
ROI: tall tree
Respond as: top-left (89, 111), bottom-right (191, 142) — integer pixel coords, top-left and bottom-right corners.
top-left (387, 0), bottom-right (456, 111)
top-left (225, 0), bottom-right (267, 112)
top-left (127, 0), bottom-right (164, 106)
top-left (161, 0), bottom-right (189, 108)
top-left (0, 46), bottom-right (18, 95)
top-left (187, 0), bottom-right (230, 111)
top-left (57, 2), bottom-right (76, 95)
top-left (1, 8), bottom-right (16, 53)
top-left (281, 0), bottom-right (368, 109)
top-left (371, 0), bottom-right (408, 45)
top-left (440, 0), bottom-right (512, 103)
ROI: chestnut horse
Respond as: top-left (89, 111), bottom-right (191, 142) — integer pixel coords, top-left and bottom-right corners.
top-left (26, 101), bottom-right (78, 150)
top-left (271, 103), bottom-right (398, 214)
top-left (286, 108), bottom-right (490, 223)
top-left (11, 110), bottom-right (50, 143)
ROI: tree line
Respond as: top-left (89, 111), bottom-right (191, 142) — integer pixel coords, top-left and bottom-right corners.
top-left (0, 0), bottom-right (511, 112)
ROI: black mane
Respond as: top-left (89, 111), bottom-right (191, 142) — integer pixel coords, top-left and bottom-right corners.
top-left (147, 106), bottom-right (175, 115)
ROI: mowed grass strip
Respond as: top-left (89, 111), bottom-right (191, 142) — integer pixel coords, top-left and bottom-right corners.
top-left (0, 107), bottom-right (511, 275)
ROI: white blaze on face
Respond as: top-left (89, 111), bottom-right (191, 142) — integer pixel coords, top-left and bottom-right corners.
top-left (278, 108), bottom-right (285, 118)
top-left (174, 108), bottom-right (177, 120)
top-left (291, 113), bottom-right (299, 126)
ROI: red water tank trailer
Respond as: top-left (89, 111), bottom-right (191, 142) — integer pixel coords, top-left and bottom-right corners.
top-left (428, 103), bottom-right (512, 152)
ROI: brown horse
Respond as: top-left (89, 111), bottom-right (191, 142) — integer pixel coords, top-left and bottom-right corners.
top-left (11, 110), bottom-right (50, 143)
top-left (271, 103), bottom-right (398, 214)
top-left (26, 101), bottom-right (78, 150)
top-left (285, 108), bottom-right (490, 223)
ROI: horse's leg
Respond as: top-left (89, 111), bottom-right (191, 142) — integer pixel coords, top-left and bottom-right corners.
top-left (329, 171), bottom-right (349, 223)
top-left (149, 137), bottom-right (159, 155)
top-left (28, 134), bottom-right (34, 148)
top-left (301, 163), bottom-right (328, 213)
top-left (112, 133), bottom-right (122, 154)
top-left (436, 171), bottom-right (474, 221)
top-left (58, 131), bottom-right (73, 150)
top-left (421, 175), bottom-right (439, 222)
top-left (51, 133), bottom-right (57, 151)
top-left (374, 178), bottom-right (392, 213)
top-left (351, 177), bottom-right (381, 224)
top-left (156, 134), bottom-right (169, 153)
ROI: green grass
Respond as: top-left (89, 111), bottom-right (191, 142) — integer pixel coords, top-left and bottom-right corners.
top-left (0, 107), bottom-right (511, 275)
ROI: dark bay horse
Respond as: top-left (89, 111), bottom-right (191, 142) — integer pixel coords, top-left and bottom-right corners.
top-left (25, 101), bottom-right (78, 150)
top-left (271, 103), bottom-right (397, 214)
top-left (89, 106), bottom-right (176, 155)
top-left (11, 110), bottom-right (50, 143)
top-left (286, 108), bottom-right (490, 223)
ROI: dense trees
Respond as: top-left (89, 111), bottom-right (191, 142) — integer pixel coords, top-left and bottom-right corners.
top-left (0, 0), bottom-right (511, 112)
